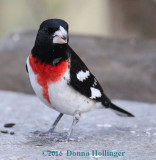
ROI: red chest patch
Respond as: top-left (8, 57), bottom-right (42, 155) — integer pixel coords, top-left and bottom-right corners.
top-left (29, 53), bottom-right (68, 104)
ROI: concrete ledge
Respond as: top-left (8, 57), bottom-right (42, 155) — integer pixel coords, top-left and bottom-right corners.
top-left (0, 91), bottom-right (156, 159)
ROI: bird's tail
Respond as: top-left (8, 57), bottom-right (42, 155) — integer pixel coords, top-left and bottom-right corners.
top-left (102, 101), bottom-right (134, 117)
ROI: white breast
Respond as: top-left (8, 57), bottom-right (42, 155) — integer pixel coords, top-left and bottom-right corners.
top-left (27, 56), bottom-right (95, 116)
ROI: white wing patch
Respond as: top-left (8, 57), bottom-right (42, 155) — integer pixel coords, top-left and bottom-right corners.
top-left (90, 87), bottom-right (102, 99)
top-left (77, 70), bottom-right (90, 82)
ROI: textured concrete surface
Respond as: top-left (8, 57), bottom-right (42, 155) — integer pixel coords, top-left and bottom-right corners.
top-left (0, 30), bottom-right (156, 103)
top-left (0, 91), bottom-right (156, 160)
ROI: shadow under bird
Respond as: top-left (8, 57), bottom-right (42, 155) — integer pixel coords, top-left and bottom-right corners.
top-left (26, 19), bottom-right (134, 141)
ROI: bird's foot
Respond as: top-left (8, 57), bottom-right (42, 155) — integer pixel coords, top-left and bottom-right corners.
top-left (32, 130), bottom-right (50, 136)
top-left (52, 135), bottom-right (80, 142)
top-left (32, 130), bottom-right (67, 137)
top-left (31, 130), bottom-right (82, 142)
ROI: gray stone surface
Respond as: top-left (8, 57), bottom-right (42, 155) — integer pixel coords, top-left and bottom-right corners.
top-left (0, 30), bottom-right (156, 103)
top-left (0, 91), bottom-right (156, 160)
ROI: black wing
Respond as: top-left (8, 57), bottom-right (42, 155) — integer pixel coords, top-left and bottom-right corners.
top-left (67, 46), bottom-right (110, 104)
top-left (67, 46), bottom-right (134, 117)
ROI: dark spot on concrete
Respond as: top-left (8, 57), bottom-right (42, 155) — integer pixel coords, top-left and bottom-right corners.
top-left (1, 130), bottom-right (8, 134)
top-left (10, 132), bottom-right (15, 135)
top-left (36, 144), bottom-right (43, 146)
top-left (4, 123), bottom-right (15, 128)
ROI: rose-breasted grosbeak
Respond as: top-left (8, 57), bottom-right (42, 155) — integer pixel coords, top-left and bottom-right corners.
top-left (26, 19), bottom-right (134, 141)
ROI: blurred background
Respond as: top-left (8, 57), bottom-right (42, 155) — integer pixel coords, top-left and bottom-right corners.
top-left (0, 0), bottom-right (156, 103)
top-left (1, 0), bottom-right (156, 38)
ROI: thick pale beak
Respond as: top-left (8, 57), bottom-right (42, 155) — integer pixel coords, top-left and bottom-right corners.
top-left (53, 26), bottom-right (68, 44)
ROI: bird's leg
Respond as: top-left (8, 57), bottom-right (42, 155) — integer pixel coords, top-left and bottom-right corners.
top-left (44, 113), bottom-right (64, 134)
top-left (67, 111), bottom-right (81, 139)
top-left (56, 110), bottom-right (81, 142)
top-left (34, 113), bottom-right (63, 136)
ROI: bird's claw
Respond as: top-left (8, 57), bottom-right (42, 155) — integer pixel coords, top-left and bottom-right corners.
top-left (32, 130), bottom-right (48, 136)
top-left (31, 130), bottom-right (68, 137)
top-left (53, 135), bottom-right (79, 142)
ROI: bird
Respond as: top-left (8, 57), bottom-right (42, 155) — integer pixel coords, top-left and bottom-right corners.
top-left (26, 19), bottom-right (134, 141)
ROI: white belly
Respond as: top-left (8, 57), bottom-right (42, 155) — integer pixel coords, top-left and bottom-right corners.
top-left (48, 69), bottom-right (95, 115)
top-left (27, 57), bottom-right (95, 116)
